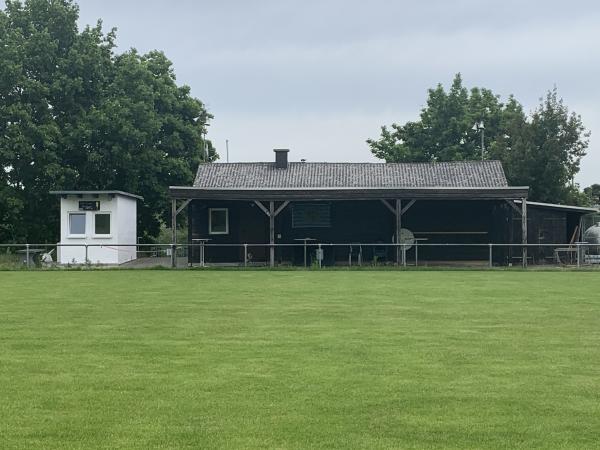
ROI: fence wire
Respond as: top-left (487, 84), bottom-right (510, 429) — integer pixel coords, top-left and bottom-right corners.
top-left (1, 242), bottom-right (599, 269)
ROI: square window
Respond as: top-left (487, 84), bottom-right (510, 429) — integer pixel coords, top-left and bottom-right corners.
top-left (95, 213), bottom-right (111, 235)
top-left (69, 213), bottom-right (86, 235)
top-left (209, 208), bottom-right (229, 235)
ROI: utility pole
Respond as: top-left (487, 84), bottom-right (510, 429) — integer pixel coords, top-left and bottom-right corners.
top-left (226, 139), bottom-right (229, 163)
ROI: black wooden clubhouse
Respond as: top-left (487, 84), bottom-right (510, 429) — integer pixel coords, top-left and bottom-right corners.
top-left (169, 149), bottom-right (594, 267)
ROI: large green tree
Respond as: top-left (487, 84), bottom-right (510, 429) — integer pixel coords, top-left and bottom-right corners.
top-left (0, 0), bottom-right (215, 243)
top-left (368, 74), bottom-right (590, 205)
top-left (369, 74), bottom-right (507, 163)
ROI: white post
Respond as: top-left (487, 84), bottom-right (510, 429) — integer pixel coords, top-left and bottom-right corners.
top-left (171, 199), bottom-right (177, 268)
top-left (396, 199), bottom-right (402, 266)
top-left (318, 243), bottom-right (322, 269)
top-left (522, 198), bottom-right (528, 268)
top-left (269, 201), bottom-right (275, 268)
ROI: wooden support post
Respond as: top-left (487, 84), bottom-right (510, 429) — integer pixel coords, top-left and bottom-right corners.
top-left (505, 199), bottom-right (523, 266)
top-left (396, 199), bottom-right (402, 265)
top-left (505, 199), bottom-right (522, 215)
top-left (521, 198), bottom-right (527, 268)
top-left (254, 200), bottom-right (270, 216)
top-left (269, 201), bottom-right (275, 268)
top-left (380, 199), bottom-right (396, 214)
top-left (254, 200), bottom-right (289, 268)
top-left (401, 199), bottom-right (416, 215)
top-left (273, 200), bottom-right (290, 217)
top-left (176, 199), bottom-right (191, 215)
top-left (383, 198), bottom-right (415, 266)
top-left (171, 198), bottom-right (177, 268)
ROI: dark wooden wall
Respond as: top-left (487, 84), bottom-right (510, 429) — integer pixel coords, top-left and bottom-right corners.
top-left (189, 199), bottom-right (518, 264)
top-left (189, 200), bottom-right (269, 263)
top-left (509, 206), bottom-right (580, 264)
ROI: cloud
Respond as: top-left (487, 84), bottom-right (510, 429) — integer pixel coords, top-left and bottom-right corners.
top-left (208, 110), bottom-right (410, 164)
top-left (2, 0), bottom-right (598, 185)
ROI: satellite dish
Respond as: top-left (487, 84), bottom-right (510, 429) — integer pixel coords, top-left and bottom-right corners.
top-left (399, 228), bottom-right (415, 251)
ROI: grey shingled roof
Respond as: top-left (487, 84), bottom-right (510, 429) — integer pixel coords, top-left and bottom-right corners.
top-left (193, 160), bottom-right (508, 189)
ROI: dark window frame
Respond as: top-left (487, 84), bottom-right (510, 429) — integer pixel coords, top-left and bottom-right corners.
top-left (94, 213), bottom-right (111, 236)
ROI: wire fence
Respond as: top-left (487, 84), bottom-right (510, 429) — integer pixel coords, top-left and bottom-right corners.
top-left (0, 242), bottom-right (599, 269)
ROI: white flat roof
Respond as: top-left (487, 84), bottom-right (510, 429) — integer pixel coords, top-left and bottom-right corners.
top-left (515, 200), bottom-right (598, 213)
top-left (50, 190), bottom-right (144, 201)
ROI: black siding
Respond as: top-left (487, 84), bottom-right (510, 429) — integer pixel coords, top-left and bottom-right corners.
top-left (189, 199), bottom-right (513, 265)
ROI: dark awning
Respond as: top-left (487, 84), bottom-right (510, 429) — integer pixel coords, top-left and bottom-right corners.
top-left (169, 186), bottom-right (529, 201)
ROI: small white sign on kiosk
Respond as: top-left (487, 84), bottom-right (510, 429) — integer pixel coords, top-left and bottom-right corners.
top-left (51, 190), bottom-right (143, 265)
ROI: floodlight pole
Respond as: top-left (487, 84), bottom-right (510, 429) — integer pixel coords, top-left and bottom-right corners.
top-left (480, 125), bottom-right (485, 161)
top-left (473, 121), bottom-right (485, 160)
top-left (202, 122), bottom-right (210, 161)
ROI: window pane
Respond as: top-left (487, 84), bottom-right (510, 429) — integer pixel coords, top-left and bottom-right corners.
top-left (69, 213), bottom-right (86, 235)
top-left (292, 203), bottom-right (331, 228)
top-left (210, 210), bottom-right (228, 234)
top-left (95, 214), bottom-right (111, 235)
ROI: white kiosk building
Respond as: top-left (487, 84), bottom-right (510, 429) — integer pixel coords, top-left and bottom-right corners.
top-left (51, 191), bottom-right (142, 265)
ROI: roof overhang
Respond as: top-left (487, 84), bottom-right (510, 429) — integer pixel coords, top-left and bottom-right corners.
top-left (514, 200), bottom-right (599, 214)
top-left (50, 190), bottom-right (144, 201)
top-left (169, 186), bottom-right (529, 201)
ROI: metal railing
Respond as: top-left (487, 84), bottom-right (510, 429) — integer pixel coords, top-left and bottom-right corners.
top-left (0, 242), bottom-right (599, 270)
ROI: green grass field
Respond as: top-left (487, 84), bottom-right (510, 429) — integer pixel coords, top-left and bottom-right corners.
top-left (1, 271), bottom-right (599, 449)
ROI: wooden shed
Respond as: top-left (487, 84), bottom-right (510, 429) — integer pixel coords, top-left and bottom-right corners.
top-left (169, 150), bottom-right (549, 267)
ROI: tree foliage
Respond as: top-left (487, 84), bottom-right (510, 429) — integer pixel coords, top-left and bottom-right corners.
top-left (0, 0), bottom-right (215, 243)
top-left (583, 184), bottom-right (600, 206)
top-left (368, 74), bottom-right (590, 205)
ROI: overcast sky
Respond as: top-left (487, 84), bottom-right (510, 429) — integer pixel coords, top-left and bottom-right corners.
top-left (9, 0), bottom-right (600, 185)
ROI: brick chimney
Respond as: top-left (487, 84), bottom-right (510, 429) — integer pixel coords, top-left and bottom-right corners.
top-left (274, 149), bottom-right (289, 169)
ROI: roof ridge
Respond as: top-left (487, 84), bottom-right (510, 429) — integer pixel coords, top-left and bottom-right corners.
top-left (206, 160), bottom-right (503, 165)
